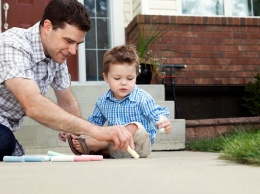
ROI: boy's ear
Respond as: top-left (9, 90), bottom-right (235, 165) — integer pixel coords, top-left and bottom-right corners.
top-left (103, 73), bottom-right (108, 83)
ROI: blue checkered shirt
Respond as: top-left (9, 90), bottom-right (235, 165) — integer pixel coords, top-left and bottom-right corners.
top-left (0, 22), bottom-right (70, 132)
top-left (88, 85), bottom-right (170, 144)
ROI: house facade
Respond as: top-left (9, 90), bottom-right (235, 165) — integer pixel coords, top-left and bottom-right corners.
top-left (1, 0), bottom-right (259, 119)
top-left (1, 0), bottom-right (259, 83)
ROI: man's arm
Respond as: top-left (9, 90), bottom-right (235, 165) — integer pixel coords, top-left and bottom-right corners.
top-left (54, 87), bottom-right (81, 117)
top-left (55, 87), bottom-right (81, 142)
top-left (5, 77), bottom-right (134, 150)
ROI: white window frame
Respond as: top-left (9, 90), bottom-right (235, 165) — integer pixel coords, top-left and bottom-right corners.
top-left (76, 0), bottom-right (125, 84)
top-left (177, 0), bottom-right (257, 17)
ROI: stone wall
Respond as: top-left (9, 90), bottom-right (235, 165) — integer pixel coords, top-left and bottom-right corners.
top-left (126, 15), bottom-right (260, 86)
top-left (186, 116), bottom-right (260, 142)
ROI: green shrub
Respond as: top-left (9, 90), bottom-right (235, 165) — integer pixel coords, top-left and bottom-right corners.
top-left (242, 73), bottom-right (260, 116)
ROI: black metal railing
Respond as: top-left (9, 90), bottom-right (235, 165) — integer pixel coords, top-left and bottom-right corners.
top-left (161, 64), bottom-right (187, 119)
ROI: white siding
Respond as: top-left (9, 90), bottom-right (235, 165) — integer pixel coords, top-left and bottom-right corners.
top-left (123, 0), bottom-right (179, 26)
top-left (132, 0), bottom-right (142, 18)
top-left (149, 0), bottom-right (178, 15)
top-left (123, 0), bottom-right (133, 27)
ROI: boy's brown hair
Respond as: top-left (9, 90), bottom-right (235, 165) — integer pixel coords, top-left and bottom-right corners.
top-left (103, 44), bottom-right (139, 75)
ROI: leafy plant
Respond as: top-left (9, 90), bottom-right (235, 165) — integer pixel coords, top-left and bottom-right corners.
top-left (242, 73), bottom-right (260, 116)
top-left (137, 17), bottom-right (173, 83)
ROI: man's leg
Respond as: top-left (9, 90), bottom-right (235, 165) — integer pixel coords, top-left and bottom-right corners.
top-left (0, 124), bottom-right (16, 161)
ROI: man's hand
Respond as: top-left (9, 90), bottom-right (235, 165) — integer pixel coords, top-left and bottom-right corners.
top-left (98, 125), bottom-right (134, 151)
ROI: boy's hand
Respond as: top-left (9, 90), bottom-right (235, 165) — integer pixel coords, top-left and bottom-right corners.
top-left (156, 116), bottom-right (172, 134)
top-left (59, 132), bottom-right (68, 142)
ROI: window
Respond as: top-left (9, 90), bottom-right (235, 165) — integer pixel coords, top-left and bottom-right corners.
top-left (182, 0), bottom-right (224, 16)
top-left (181, 0), bottom-right (260, 16)
top-left (84, 0), bottom-right (110, 81)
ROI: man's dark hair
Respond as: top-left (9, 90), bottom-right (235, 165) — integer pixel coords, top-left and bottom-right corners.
top-left (40, 0), bottom-right (91, 32)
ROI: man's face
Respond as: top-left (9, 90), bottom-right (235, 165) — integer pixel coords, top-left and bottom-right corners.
top-left (42, 21), bottom-right (86, 64)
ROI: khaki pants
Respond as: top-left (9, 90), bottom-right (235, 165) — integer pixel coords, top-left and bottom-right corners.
top-left (109, 122), bottom-right (151, 158)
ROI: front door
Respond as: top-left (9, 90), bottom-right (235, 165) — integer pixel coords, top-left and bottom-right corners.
top-left (1, 0), bottom-right (78, 81)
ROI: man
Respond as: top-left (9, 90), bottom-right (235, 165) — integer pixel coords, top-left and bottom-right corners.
top-left (0, 0), bottom-right (134, 161)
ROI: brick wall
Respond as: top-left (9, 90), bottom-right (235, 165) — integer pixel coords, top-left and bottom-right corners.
top-left (125, 15), bottom-right (260, 86)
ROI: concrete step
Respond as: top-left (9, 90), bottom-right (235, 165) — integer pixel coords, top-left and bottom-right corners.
top-left (22, 100), bottom-right (175, 126)
top-left (15, 119), bottom-right (185, 154)
top-left (46, 84), bottom-right (166, 102)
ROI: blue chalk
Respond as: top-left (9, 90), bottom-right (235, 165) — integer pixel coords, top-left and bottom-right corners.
top-left (22, 156), bottom-right (45, 162)
top-left (3, 156), bottom-right (24, 162)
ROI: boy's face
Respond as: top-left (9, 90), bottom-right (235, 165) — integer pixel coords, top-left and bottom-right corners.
top-left (41, 20), bottom-right (86, 64)
top-left (103, 63), bottom-right (137, 101)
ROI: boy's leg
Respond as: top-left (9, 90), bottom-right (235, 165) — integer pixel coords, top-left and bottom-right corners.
top-left (0, 124), bottom-right (18, 161)
top-left (109, 122), bottom-right (151, 159)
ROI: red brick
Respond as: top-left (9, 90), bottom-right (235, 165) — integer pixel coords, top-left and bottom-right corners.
top-left (126, 15), bottom-right (258, 87)
top-left (193, 78), bottom-right (214, 85)
top-left (194, 126), bottom-right (216, 138)
top-left (192, 51), bottom-right (209, 58)
top-left (224, 52), bottom-right (242, 58)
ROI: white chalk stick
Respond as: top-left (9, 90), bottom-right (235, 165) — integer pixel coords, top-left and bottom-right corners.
top-left (74, 155), bottom-right (91, 162)
top-left (158, 115), bottom-right (165, 134)
top-left (37, 155), bottom-right (51, 161)
top-left (127, 146), bottom-right (139, 159)
top-left (51, 155), bottom-right (74, 162)
top-left (47, 151), bottom-right (66, 156)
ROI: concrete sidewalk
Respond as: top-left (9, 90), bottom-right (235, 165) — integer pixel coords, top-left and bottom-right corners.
top-left (0, 151), bottom-right (259, 194)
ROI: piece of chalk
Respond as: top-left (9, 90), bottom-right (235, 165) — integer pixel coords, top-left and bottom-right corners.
top-left (47, 151), bottom-right (66, 156)
top-left (22, 156), bottom-right (45, 162)
top-left (3, 156), bottom-right (24, 162)
top-left (37, 155), bottom-right (51, 161)
top-left (158, 115), bottom-right (165, 134)
top-left (81, 155), bottom-right (103, 161)
top-left (74, 155), bottom-right (91, 162)
top-left (51, 155), bottom-right (74, 162)
top-left (127, 146), bottom-right (139, 159)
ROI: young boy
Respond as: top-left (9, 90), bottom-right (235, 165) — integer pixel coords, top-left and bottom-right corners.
top-left (61, 44), bottom-right (172, 158)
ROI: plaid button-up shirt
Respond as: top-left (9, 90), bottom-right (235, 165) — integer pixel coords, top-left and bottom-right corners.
top-left (0, 22), bottom-right (70, 131)
top-left (88, 86), bottom-right (170, 144)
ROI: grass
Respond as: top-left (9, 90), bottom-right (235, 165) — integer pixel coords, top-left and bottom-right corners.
top-left (186, 126), bottom-right (260, 165)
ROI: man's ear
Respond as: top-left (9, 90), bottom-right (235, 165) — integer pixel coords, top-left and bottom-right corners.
top-left (103, 73), bottom-right (108, 83)
top-left (42, 20), bottom-right (52, 34)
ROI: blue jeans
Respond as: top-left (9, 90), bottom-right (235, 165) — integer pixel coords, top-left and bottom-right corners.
top-left (0, 124), bottom-right (16, 161)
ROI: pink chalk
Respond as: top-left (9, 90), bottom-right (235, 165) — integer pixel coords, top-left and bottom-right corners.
top-left (81, 155), bottom-right (103, 161)
top-left (74, 155), bottom-right (90, 162)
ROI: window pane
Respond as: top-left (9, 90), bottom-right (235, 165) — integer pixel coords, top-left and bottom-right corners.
top-left (84, 0), bottom-right (96, 17)
top-left (84, 0), bottom-right (110, 81)
top-left (232, 0), bottom-right (249, 16)
top-left (182, 0), bottom-right (224, 16)
top-left (98, 50), bottom-right (106, 81)
top-left (97, 19), bottom-right (109, 49)
top-left (96, 0), bottom-right (108, 17)
top-left (85, 19), bottom-right (96, 49)
top-left (86, 50), bottom-right (97, 81)
top-left (248, 0), bottom-right (260, 16)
